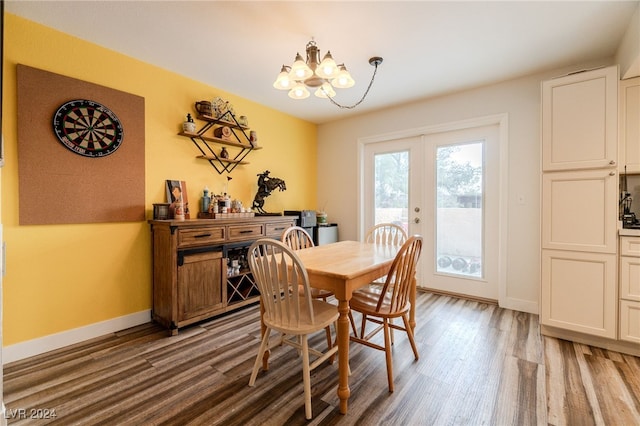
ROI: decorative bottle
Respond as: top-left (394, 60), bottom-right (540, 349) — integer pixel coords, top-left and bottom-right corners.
top-left (201, 186), bottom-right (211, 213)
top-left (209, 196), bottom-right (218, 215)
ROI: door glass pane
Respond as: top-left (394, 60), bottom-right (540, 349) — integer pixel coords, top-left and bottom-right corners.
top-left (436, 142), bottom-right (483, 278)
top-left (374, 151), bottom-right (409, 233)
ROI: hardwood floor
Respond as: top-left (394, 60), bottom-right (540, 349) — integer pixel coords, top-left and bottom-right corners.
top-left (4, 292), bottom-right (640, 425)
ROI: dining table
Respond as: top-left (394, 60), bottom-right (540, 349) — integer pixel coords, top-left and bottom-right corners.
top-left (282, 240), bottom-right (402, 414)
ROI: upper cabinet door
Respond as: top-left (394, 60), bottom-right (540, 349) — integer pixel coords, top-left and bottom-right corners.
top-left (542, 66), bottom-right (618, 171)
top-left (542, 169), bottom-right (619, 254)
top-left (619, 77), bottom-right (640, 174)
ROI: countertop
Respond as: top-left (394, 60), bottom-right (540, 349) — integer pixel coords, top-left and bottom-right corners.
top-left (619, 226), bottom-right (640, 237)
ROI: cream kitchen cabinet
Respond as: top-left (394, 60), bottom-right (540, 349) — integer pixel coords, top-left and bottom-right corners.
top-left (542, 66), bottom-right (618, 171)
top-left (619, 236), bottom-right (640, 343)
top-left (619, 77), bottom-right (640, 174)
top-left (541, 169), bottom-right (618, 254)
top-left (541, 249), bottom-right (617, 338)
top-left (540, 65), bottom-right (623, 346)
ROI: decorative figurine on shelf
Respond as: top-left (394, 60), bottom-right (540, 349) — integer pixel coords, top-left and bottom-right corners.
top-left (220, 147), bottom-right (229, 159)
top-left (183, 113), bottom-right (196, 133)
top-left (252, 170), bottom-right (286, 215)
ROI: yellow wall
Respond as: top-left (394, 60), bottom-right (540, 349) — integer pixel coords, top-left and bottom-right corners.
top-left (1, 14), bottom-right (317, 345)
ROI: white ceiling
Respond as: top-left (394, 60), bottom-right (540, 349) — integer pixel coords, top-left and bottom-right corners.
top-left (6, 1), bottom-right (639, 124)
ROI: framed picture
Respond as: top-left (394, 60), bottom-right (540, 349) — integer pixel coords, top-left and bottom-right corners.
top-left (165, 180), bottom-right (190, 219)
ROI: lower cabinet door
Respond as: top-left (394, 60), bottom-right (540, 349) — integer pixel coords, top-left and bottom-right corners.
top-left (619, 300), bottom-right (640, 343)
top-left (541, 249), bottom-right (617, 338)
top-left (177, 250), bottom-right (225, 322)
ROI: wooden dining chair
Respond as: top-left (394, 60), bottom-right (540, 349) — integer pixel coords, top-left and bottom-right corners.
top-left (364, 223), bottom-right (407, 285)
top-left (348, 235), bottom-right (423, 392)
top-left (281, 225), bottom-right (315, 250)
top-left (282, 226), bottom-right (335, 351)
top-left (365, 222), bottom-right (408, 246)
top-left (248, 238), bottom-right (339, 420)
top-left (353, 223), bottom-right (410, 337)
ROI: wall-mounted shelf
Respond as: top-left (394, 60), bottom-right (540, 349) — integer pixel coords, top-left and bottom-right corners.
top-left (178, 111), bottom-right (261, 174)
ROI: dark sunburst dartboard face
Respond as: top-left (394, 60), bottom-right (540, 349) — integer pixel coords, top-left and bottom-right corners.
top-left (52, 99), bottom-right (124, 157)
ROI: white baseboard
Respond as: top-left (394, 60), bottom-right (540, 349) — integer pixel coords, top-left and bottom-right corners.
top-left (2, 310), bottom-right (151, 364)
top-left (500, 296), bottom-right (538, 315)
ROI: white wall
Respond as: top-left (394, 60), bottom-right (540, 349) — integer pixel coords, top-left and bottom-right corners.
top-left (616, 4), bottom-right (640, 79)
top-left (316, 59), bottom-right (614, 313)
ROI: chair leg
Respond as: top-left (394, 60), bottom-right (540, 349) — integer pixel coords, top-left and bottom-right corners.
top-left (383, 319), bottom-right (394, 392)
top-left (320, 294), bottom-right (335, 362)
top-left (360, 314), bottom-right (368, 338)
top-left (324, 326), bottom-right (338, 364)
top-left (301, 335), bottom-right (312, 420)
top-left (402, 314), bottom-right (419, 360)
top-left (249, 327), bottom-right (272, 386)
top-left (324, 326), bottom-right (333, 351)
top-left (328, 320), bottom-right (351, 374)
top-left (349, 310), bottom-right (358, 338)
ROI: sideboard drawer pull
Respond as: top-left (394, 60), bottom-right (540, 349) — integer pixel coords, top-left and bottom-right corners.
top-left (194, 233), bottom-right (212, 238)
top-left (239, 230), bottom-right (254, 234)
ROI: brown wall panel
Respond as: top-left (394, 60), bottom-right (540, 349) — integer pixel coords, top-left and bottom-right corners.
top-left (17, 64), bottom-right (145, 225)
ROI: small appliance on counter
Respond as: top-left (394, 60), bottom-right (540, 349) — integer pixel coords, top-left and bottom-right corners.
top-left (620, 169), bottom-right (640, 229)
top-left (622, 214), bottom-right (640, 229)
top-left (284, 210), bottom-right (317, 236)
top-left (284, 210), bottom-right (339, 245)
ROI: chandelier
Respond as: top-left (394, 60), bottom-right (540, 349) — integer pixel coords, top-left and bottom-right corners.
top-left (273, 39), bottom-right (383, 109)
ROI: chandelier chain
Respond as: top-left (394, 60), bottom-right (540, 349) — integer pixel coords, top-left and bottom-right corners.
top-left (321, 61), bottom-right (379, 109)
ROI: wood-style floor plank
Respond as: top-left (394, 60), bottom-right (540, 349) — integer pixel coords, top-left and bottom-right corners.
top-left (4, 292), bottom-right (640, 425)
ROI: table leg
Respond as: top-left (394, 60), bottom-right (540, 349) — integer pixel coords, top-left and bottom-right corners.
top-left (337, 299), bottom-right (351, 414)
top-left (260, 300), bottom-right (270, 371)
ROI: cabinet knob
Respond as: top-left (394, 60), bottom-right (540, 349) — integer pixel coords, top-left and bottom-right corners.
top-left (609, 171), bottom-right (616, 176)
top-left (609, 160), bottom-right (616, 165)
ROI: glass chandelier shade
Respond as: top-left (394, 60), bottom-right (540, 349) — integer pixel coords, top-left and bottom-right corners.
top-left (289, 52), bottom-right (313, 81)
top-left (288, 82), bottom-right (310, 100)
top-left (272, 65), bottom-right (293, 90)
top-left (331, 65), bottom-right (355, 89)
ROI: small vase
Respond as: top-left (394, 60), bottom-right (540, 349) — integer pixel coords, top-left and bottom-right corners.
top-left (183, 113), bottom-right (196, 133)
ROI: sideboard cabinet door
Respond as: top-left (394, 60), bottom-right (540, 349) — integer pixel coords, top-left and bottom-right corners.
top-left (177, 250), bottom-right (225, 322)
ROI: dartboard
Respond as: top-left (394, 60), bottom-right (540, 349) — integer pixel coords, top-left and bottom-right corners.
top-left (52, 99), bottom-right (124, 158)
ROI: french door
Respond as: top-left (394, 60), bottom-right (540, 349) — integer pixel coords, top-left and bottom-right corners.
top-left (363, 123), bottom-right (501, 300)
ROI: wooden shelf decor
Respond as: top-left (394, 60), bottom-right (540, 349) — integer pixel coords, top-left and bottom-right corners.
top-left (178, 110), bottom-right (261, 174)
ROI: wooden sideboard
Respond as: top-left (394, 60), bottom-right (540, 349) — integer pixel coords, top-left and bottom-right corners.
top-left (148, 216), bottom-right (296, 334)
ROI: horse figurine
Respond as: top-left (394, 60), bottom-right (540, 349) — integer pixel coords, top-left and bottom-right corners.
top-left (252, 170), bottom-right (286, 214)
